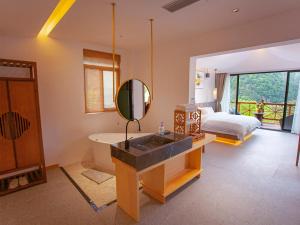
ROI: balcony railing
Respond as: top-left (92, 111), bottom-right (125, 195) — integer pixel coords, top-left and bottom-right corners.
top-left (230, 101), bottom-right (296, 124)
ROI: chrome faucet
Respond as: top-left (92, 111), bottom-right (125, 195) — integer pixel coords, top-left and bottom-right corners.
top-left (125, 119), bottom-right (141, 149)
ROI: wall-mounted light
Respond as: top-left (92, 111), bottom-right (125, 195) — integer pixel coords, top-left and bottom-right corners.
top-left (205, 68), bottom-right (210, 78)
top-left (213, 88), bottom-right (218, 100)
top-left (37, 0), bottom-right (76, 38)
top-left (232, 8), bottom-right (239, 13)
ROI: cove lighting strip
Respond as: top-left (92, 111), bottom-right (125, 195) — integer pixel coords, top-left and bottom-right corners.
top-left (37, 0), bottom-right (76, 38)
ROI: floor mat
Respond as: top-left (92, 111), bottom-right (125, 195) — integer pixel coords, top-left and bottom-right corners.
top-left (62, 163), bottom-right (116, 211)
top-left (81, 169), bottom-right (113, 185)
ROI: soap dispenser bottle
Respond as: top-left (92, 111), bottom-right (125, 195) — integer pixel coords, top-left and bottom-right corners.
top-left (159, 121), bottom-right (165, 135)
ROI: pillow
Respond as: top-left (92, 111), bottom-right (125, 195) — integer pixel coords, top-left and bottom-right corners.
top-left (199, 107), bottom-right (215, 115)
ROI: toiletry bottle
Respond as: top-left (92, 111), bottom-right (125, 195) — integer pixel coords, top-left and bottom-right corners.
top-left (159, 122), bottom-right (165, 135)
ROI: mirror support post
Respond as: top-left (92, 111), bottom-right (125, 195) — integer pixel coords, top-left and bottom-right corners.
top-left (150, 19), bottom-right (154, 101)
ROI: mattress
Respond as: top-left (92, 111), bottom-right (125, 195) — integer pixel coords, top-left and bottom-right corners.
top-left (201, 112), bottom-right (261, 140)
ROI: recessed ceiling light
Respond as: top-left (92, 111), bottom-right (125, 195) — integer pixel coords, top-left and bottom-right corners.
top-left (37, 0), bottom-right (76, 38)
top-left (232, 8), bottom-right (239, 13)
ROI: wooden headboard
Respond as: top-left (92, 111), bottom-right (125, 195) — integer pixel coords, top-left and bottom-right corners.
top-left (197, 102), bottom-right (216, 111)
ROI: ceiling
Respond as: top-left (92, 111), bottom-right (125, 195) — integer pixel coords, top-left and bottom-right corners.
top-left (1, 0), bottom-right (300, 49)
top-left (196, 42), bottom-right (300, 74)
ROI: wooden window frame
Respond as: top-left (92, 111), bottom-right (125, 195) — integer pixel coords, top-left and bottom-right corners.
top-left (84, 64), bottom-right (120, 113)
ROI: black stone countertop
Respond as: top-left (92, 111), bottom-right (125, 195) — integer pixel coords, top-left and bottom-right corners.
top-left (110, 132), bottom-right (193, 171)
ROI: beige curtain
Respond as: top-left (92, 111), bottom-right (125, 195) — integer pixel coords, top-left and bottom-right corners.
top-left (215, 73), bottom-right (228, 112)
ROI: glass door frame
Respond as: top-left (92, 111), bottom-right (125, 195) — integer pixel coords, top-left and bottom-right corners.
top-left (231, 69), bottom-right (300, 132)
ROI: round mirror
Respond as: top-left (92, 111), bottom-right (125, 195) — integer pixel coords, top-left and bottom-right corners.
top-left (116, 79), bottom-right (151, 121)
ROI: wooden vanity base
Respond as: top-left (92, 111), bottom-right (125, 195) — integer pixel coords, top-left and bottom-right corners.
top-left (112, 134), bottom-right (216, 221)
top-left (114, 158), bottom-right (140, 220)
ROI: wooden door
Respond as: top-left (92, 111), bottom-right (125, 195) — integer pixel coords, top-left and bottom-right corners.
top-left (0, 81), bottom-right (16, 172)
top-left (8, 81), bottom-right (41, 168)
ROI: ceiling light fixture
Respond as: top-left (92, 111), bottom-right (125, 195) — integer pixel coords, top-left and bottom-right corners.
top-left (232, 8), bottom-right (239, 13)
top-left (37, 0), bottom-right (76, 38)
top-left (163, 0), bottom-right (201, 13)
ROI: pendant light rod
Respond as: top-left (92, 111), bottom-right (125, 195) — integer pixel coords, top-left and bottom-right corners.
top-left (150, 18), bottom-right (154, 100)
top-left (112, 2), bottom-right (116, 101)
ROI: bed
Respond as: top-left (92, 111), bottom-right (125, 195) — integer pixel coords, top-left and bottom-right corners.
top-left (198, 102), bottom-right (261, 145)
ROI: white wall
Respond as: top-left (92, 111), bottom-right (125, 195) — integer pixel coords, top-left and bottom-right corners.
top-left (190, 65), bottom-right (216, 104)
top-left (129, 7), bottom-right (300, 133)
top-left (0, 35), bottom-right (130, 166)
top-left (195, 70), bottom-right (216, 104)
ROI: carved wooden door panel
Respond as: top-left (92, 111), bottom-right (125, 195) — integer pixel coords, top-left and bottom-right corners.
top-left (0, 81), bottom-right (16, 172)
top-left (8, 81), bottom-right (41, 168)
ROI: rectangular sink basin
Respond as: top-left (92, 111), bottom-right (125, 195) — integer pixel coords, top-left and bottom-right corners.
top-left (111, 133), bottom-right (193, 171)
top-left (130, 135), bottom-right (174, 151)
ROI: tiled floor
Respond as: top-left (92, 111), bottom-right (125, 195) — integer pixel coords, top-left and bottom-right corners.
top-left (0, 129), bottom-right (299, 225)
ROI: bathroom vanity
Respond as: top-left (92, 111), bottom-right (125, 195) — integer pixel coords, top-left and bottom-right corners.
top-left (110, 78), bottom-right (215, 221)
top-left (111, 132), bottom-right (216, 221)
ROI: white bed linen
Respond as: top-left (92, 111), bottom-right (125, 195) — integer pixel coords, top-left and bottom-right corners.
top-left (201, 112), bottom-right (261, 140)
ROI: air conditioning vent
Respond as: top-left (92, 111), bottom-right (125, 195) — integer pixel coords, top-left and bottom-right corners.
top-left (162, 0), bottom-right (201, 13)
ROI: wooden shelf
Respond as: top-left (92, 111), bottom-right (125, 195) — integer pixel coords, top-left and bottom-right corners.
top-left (0, 168), bottom-right (46, 196)
top-left (0, 165), bottom-right (41, 178)
top-left (0, 178), bottom-right (45, 196)
top-left (164, 168), bottom-right (202, 197)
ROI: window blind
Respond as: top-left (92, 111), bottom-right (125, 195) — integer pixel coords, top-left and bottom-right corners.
top-left (83, 49), bottom-right (120, 68)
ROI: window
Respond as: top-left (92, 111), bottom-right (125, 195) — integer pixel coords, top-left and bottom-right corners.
top-left (83, 49), bottom-right (120, 113)
top-left (230, 70), bottom-right (300, 131)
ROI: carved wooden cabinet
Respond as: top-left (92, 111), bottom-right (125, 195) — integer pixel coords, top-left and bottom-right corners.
top-left (174, 105), bottom-right (205, 144)
top-left (0, 59), bottom-right (46, 196)
top-left (174, 108), bottom-right (202, 135)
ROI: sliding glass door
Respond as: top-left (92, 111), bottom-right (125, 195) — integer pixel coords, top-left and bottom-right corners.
top-left (282, 72), bottom-right (300, 130)
top-left (230, 70), bottom-right (300, 131)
